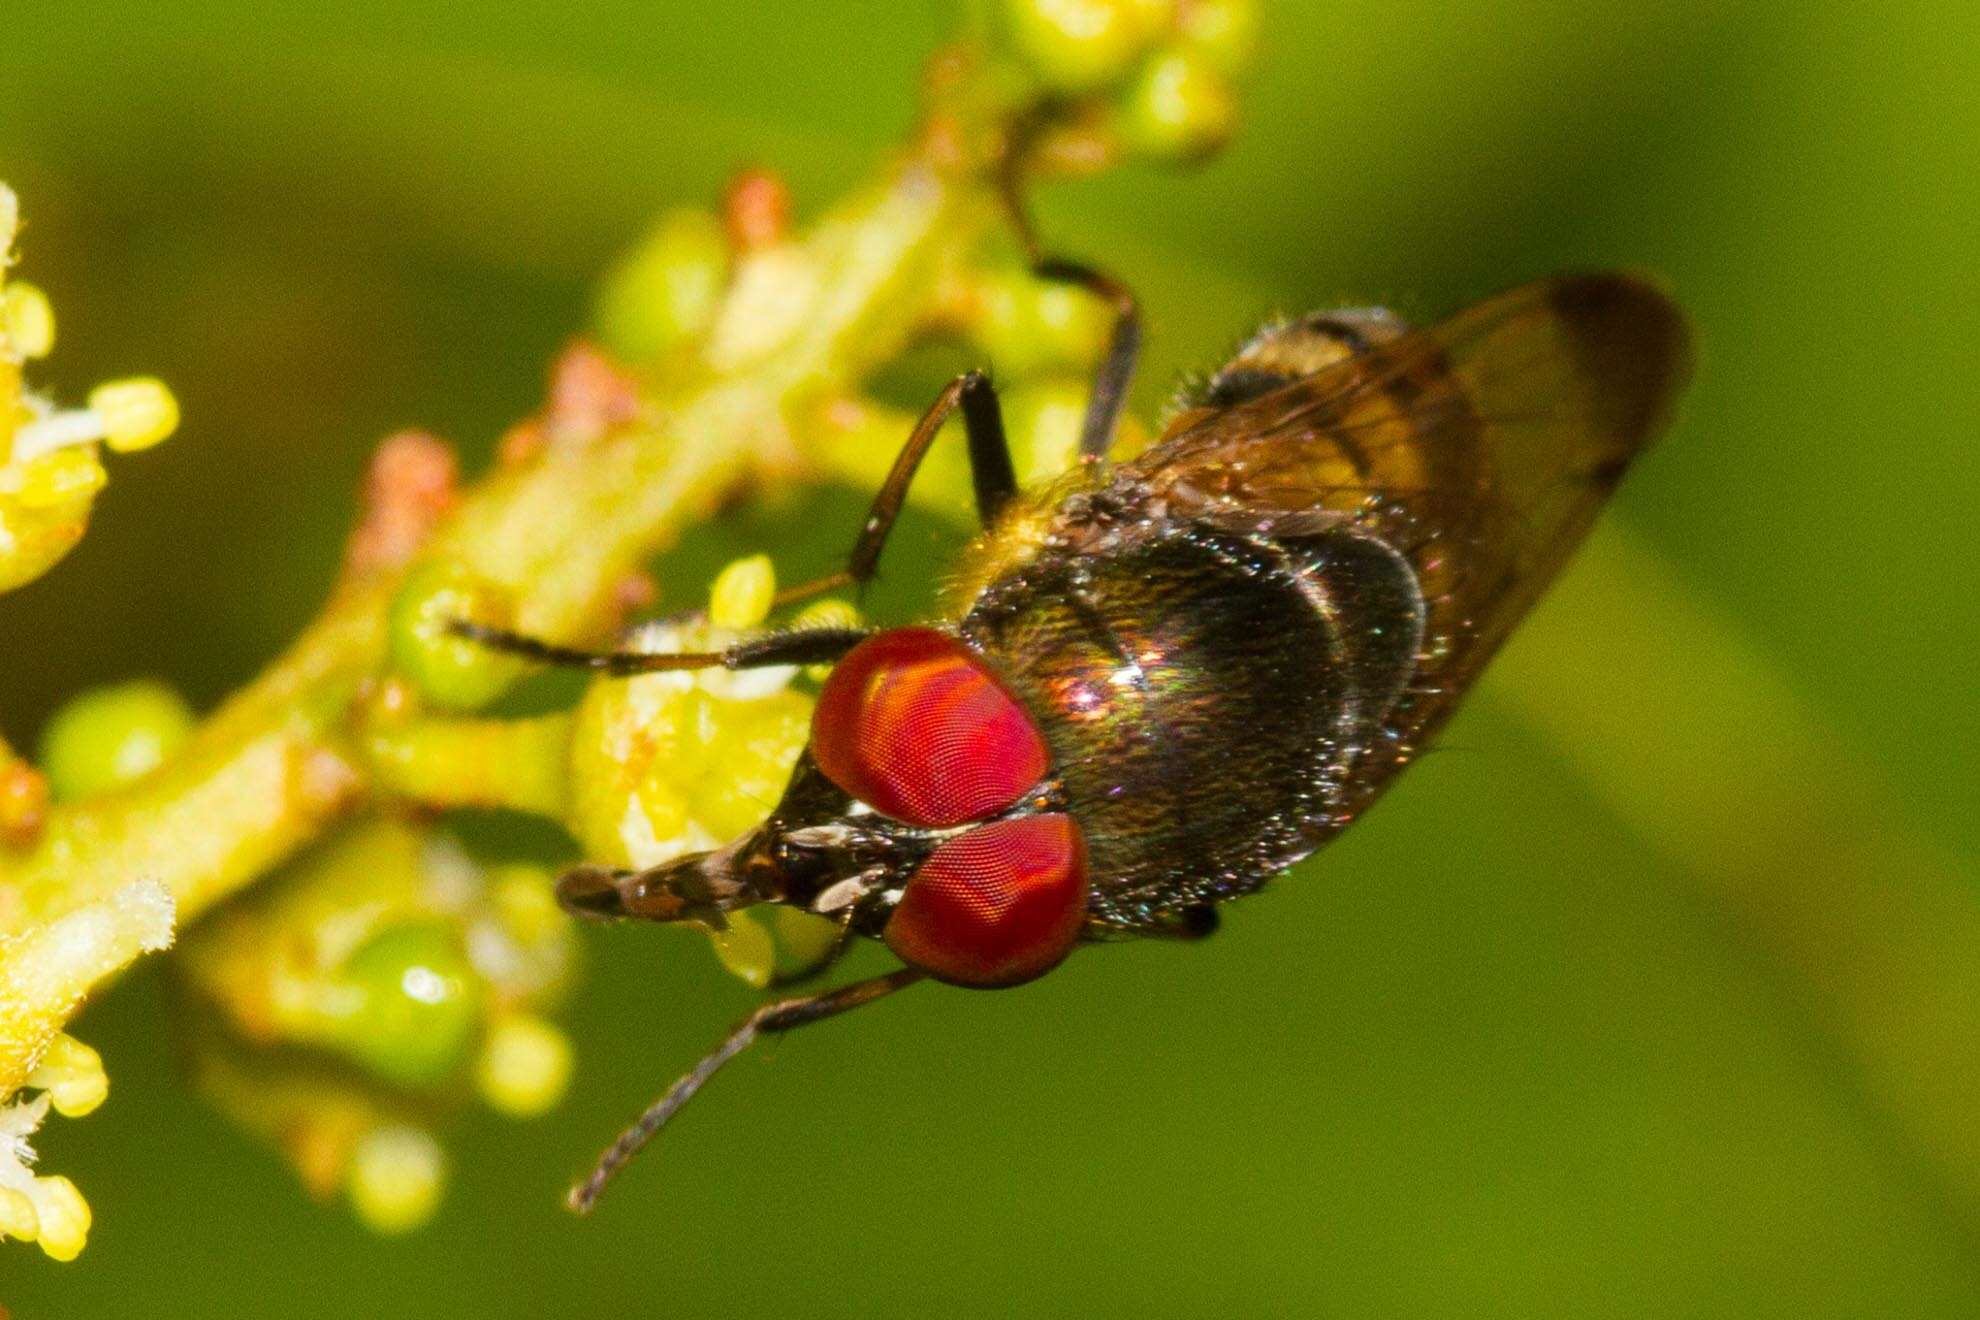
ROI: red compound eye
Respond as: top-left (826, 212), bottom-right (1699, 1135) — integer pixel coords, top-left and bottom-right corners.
top-left (884, 814), bottom-right (1088, 988)
top-left (811, 627), bottom-right (1049, 828)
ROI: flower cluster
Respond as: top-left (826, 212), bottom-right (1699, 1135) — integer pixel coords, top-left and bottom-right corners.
top-left (562, 556), bottom-right (846, 985)
top-left (994, 0), bottom-right (1255, 163)
top-left (373, 551), bottom-right (849, 988)
top-left (0, 183), bottom-right (185, 1261)
top-left (178, 821), bottom-right (578, 1233)
top-left (0, 881), bottom-right (175, 1259)
top-left (0, 184), bottom-right (180, 594)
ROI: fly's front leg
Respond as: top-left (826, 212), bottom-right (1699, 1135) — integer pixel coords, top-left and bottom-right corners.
top-left (720, 369), bottom-right (1020, 618)
top-left (455, 363), bottom-right (1020, 657)
top-left (445, 621), bottom-right (869, 676)
top-left (842, 369), bottom-right (1018, 589)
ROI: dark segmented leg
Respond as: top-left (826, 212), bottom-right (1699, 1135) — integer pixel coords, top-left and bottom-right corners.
top-left (1035, 258), bottom-right (1141, 462)
top-left (567, 967), bottom-right (926, 1213)
top-left (708, 372), bottom-right (1019, 609)
top-left (446, 620), bottom-right (869, 676)
top-left (673, 371), bottom-right (1016, 614)
top-left (555, 860), bottom-right (742, 925)
top-left (461, 372), bottom-right (1018, 663)
top-left (844, 369), bottom-right (1017, 590)
top-left (996, 162), bottom-right (1142, 463)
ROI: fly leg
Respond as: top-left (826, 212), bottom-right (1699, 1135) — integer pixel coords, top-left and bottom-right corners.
top-left (455, 366), bottom-right (1019, 660)
top-left (786, 368), bottom-right (1019, 610)
top-left (444, 621), bottom-right (868, 676)
top-left (996, 151), bottom-right (1142, 463)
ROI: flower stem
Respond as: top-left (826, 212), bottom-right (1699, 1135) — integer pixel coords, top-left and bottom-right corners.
top-left (0, 158), bottom-right (988, 935)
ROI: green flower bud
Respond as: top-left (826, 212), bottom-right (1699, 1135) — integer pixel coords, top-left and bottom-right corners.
top-left (1001, 0), bottom-right (1169, 94)
top-left (769, 907), bottom-right (845, 981)
top-left (318, 922), bottom-right (483, 1088)
top-left (387, 561), bottom-right (527, 711)
top-left (1176, 0), bottom-right (1258, 75)
top-left (592, 208), bottom-right (730, 363)
top-left (973, 266), bottom-right (1113, 379)
top-left (709, 910), bottom-right (778, 989)
top-left (1117, 47), bottom-right (1236, 163)
top-left (38, 679), bottom-right (195, 802)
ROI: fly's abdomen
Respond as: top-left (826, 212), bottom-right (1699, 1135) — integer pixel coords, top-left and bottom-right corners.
top-left (962, 524), bottom-right (1422, 922)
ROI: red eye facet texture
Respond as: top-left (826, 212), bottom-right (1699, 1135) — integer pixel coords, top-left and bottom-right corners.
top-left (884, 814), bottom-right (1088, 988)
top-left (811, 627), bottom-right (1050, 828)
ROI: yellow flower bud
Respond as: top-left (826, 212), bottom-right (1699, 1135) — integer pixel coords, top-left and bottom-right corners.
top-left (27, 1034), bottom-right (109, 1118)
top-left (27, 1175), bottom-right (90, 1262)
top-left (475, 1014), bottom-right (574, 1118)
top-left (708, 553), bottom-right (777, 629)
top-left (10, 446), bottom-right (106, 508)
top-left (1117, 46), bottom-right (1236, 164)
top-left (709, 910), bottom-right (777, 989)
top-left (3, 283), bottom-right (55, 359)
top-left (792, 597), bottom-right (861, 634)
top-left (87, 377), bottom-right (179, 453)
top-left (0, 1186), bottom-right (37, 1242)
top-left (347, 1125), bottom-right (444, 1235)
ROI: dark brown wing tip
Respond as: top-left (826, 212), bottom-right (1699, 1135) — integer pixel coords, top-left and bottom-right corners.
top-left (1546, 271), bottom-right (1695, 443)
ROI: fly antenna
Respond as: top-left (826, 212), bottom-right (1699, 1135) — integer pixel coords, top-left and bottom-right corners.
top-left (568, 968), bottom-right (925, 1213)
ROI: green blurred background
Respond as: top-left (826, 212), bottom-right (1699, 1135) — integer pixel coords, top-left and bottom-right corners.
top-left (5, 1), bottom-right (1978, 1314)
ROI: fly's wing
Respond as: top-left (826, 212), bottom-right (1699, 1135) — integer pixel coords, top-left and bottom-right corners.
top-left (1128, 271), bottom-right (1691, 764)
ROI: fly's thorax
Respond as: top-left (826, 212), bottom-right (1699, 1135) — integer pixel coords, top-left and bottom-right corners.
top-left (961, 517), bottom-right (1425, 925)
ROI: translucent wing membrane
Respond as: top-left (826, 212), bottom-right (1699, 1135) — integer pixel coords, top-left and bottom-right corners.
top-left (1131, 271), bottom-right (1691, 771)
